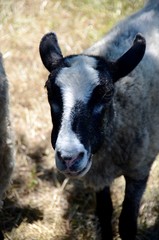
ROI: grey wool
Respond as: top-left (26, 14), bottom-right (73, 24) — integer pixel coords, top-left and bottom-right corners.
top-left (0, 54), bottom-right (14, 208)
top-left (83, 0), bottom-right (159, 190)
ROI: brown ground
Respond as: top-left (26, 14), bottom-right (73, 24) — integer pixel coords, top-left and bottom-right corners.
top-left (1, 0), bottom-right (159, 239)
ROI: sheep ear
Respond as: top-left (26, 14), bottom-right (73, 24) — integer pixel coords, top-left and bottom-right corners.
top-left (39, 32), bottom-right (63, 72)
top-left (112, 34), bottom-right (146, 82)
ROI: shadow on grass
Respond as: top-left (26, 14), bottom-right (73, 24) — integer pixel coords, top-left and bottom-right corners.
top-left (138, 215), bottom-right (159, 240)
top-left (0, 198), bottom-right (43, 232)
top-left (28, 144), bottom-right (66, 187)
top-left (56, 179), bottom-right (159, 240)
top-left (60, 180), bottom-right (99, 240)
top-left (26, 144), bottom-right (159, 240)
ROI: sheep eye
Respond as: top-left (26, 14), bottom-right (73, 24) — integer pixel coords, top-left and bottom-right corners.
top-left (92, 103), bottom-right (105, 115)
top-left (104, 89), bottom-right (114, 101)
top-left (51, 102), bottom-right (62, 114)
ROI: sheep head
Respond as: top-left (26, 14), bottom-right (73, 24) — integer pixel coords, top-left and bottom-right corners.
top-left (39, 32), bottom-right (146, 178)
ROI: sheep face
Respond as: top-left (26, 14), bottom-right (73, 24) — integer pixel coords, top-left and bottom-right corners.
top-left (46, 55), bottom-right (114, 177)
top-left (39, 32), bottom-right (146, 178)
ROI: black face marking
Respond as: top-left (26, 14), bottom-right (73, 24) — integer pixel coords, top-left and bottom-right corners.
top-left (88, 84), bottom-right (114, 111)
top-left (71, 96), bottom-right (113, 155)
top-left (85, 66), bottom-right (114, 153)
top-left (71, 101), bottom-right (91, 151)
top-left (46, 81), bottom-right (63, 149)
top-left (93, 57), bottom-right (115, 103)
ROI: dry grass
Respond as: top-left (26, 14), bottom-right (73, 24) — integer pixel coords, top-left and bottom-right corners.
top-left (1, 0), bottom-right (159, 239)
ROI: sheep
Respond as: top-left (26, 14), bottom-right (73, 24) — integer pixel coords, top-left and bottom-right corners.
top-left (39, 0), bottom-right (159, 239)
top-left (0, 54), bottom-right (14, 239)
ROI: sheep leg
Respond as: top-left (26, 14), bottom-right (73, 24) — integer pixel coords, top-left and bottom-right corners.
top-left (0, 230), bottom-right (4, 240)
top-left (119, 176), bottom-right (148, 240)
top-left (96, 186), bottom-right (113, 240)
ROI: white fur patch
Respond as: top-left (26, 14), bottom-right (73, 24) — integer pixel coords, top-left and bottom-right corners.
top-left (56, 55), bottom-right (99, 106)
top-left (56, 55), bottom-right (99, 120)
top-left (55, 55), bottom-right (98, 163)
top-left (55, 118), bottom-right (91, 173)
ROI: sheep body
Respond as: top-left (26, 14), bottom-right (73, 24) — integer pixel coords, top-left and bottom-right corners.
top-left (83, 0), bottom-right (159, 190)
top-left (39, 0), bottom-right (159, 239)
top-left (0, 54), bottom-right (14, 207)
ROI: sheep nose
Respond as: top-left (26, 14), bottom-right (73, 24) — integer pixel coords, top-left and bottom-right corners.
top-left (57, 151), bottom-right (73, 161)
top-left (57, 151), bottom-right (84, 167)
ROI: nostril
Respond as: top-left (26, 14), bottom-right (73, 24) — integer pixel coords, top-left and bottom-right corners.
top-left (79, 152), bottom-right (84, 159)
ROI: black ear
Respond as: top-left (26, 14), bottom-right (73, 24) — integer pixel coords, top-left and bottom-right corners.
top-left (39, 32), bottom-right (63, 72)
top-left (112, 34), bottom-right (146, 82)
